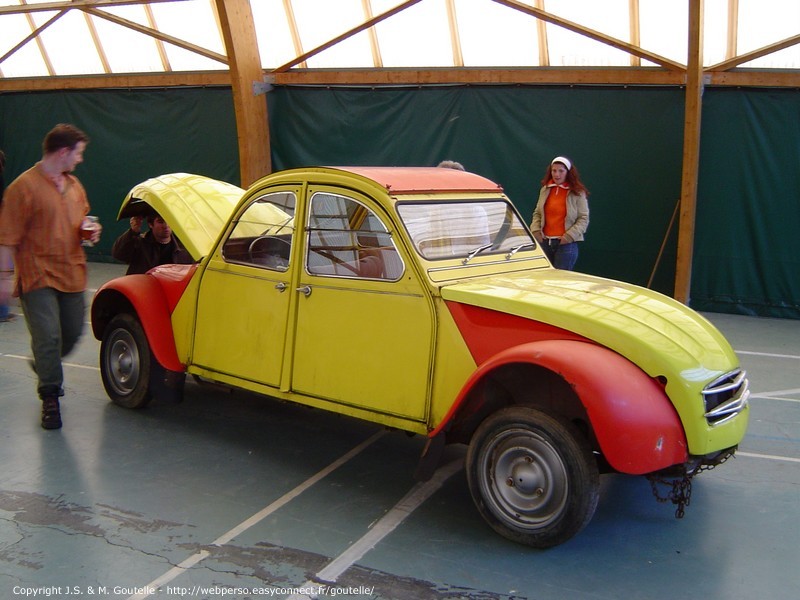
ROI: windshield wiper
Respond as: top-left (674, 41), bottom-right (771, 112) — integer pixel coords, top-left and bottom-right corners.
top-left (505, 242), bottom-right (536, 260)
top-left (462, 242), bottom-right (494, 264)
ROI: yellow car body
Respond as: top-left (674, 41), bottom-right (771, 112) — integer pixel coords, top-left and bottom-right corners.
top-left (91, 167), bottom-right (750, 548)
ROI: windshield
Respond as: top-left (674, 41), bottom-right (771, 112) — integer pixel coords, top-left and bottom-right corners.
top-left (397, 200), bottom-right (534, 261)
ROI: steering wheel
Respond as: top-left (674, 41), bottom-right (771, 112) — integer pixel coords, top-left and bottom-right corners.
top-left (248, 235), bottom-right (292, 269)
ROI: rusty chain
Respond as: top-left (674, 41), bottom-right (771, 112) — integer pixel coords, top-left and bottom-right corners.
top-left (646, 449), bottom-right (736, 518)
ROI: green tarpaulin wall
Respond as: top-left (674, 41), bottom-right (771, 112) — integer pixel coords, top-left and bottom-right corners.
top-left (1, 84), bottom-right (798, 318)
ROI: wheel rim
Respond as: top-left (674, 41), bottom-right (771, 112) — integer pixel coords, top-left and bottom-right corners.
top-left (479, 427), bottom-right (569, 529)
top-left (104, 327), bottom-right (140, 397)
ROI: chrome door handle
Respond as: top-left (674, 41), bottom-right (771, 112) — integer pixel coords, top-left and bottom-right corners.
top-left (275, 282), bottom-right (287, 292)
top-left (296, 285), bottom-right (312, 297)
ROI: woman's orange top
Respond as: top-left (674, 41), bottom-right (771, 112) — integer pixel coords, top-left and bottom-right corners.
top-left (542, 185), bottom-right (568, 237)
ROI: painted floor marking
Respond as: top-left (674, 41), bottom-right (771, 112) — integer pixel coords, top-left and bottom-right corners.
top-left (738, 349), bottom-right (800, 360)
top-left (127, 430), bottom-right (385, 600)
top-left (737, 451), bottom-right (800, 464)
top-left (749, 387), bottom-right (800, 403)
top-left (287, 457), bottom-right (465, 600)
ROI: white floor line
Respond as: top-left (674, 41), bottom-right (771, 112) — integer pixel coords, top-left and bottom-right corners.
top-left (738, 350), bottom-right (800, 360)
top-left (287, 457), bottom-right (465, 600)
top-left (127, 430), bottom-right (385, 600)
top-left (737, 451), bottom-right (800, 464)
top-left (0, 353), bottom-right (100, 371)
top-left (750, 393), bottom-right (800, 403)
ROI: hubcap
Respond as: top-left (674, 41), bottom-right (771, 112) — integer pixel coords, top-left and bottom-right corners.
top-left (482, 428), bottom-right (568, 529)
top-left (106, 329), bottom-right (139, 396)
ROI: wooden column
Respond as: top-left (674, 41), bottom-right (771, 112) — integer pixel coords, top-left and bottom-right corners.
top-left (674, 0), bottom-right (704, 304)
top-left (215, 0), bottom-right (271, 187)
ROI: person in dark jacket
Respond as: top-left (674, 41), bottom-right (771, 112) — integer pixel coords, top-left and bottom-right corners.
top-left (112, 211), bottom-right (191, 275)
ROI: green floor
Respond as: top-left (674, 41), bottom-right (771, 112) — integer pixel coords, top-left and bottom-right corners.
top-left (1, 263), bottom-right (798, 600)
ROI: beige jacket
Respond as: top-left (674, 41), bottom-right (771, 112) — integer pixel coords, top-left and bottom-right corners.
top-left (530, 185), bottom-right (590, 244)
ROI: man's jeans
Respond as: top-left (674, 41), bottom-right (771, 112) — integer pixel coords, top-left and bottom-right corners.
top-left (20, 287), bottom-right (85, 399)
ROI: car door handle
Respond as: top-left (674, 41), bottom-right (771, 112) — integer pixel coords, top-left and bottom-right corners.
top-left (296, 285), bottom-right (312, 297)
top-left (275, 282), bottom-right (287, 292)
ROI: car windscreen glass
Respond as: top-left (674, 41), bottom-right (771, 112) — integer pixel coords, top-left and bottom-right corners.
top-left (397, 200), bottom-right (533, 261)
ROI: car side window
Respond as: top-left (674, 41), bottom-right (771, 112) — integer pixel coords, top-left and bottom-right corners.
top-left (306, 192), bottom-right (403, 280)
top-left (222, 191), bottom-right (296, 271)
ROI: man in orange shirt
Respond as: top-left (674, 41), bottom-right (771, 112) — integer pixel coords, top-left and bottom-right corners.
top-left (0, 124), bottom-right (101, 429)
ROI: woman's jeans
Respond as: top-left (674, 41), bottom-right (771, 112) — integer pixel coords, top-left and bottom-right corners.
top-left (20, 287), bottom-right (85, 399)
top-left (542, 239), bottom-right (579, 270)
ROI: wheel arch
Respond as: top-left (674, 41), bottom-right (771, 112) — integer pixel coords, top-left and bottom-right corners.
top-left (91, 276), bottom-right (184, 372)
top-left (437, 340), bottom-right (688, 475)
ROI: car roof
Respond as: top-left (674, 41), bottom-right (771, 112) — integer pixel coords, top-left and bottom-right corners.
top-left (331, 166), bottom-right (503, 194)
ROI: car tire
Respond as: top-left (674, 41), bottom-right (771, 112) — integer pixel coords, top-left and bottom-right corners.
top-left (100, 313), bottom-right (153, 409)
top-left (466, 406), bottom-right (599, 548)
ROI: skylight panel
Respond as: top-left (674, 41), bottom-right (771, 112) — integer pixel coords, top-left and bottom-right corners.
top-left (89, 9), bottom-right (165, 73)
top-left (545, 0), bottom-right (633, 67)
top-left (372, 0), bottom-right (454, 67)
top-left (0, 11), bottom-right (49, 78)
top-left (457, 0), bottom-right (541, 67)
top-left (737, 0), bottom-right (800, 68)
top-left (291, 0), bottom-right (374, 68)
top-left (639, 0), bottom-right (688, 66)
top-left (30, 9), bottom-right (105, 75)
top-left (150, 0), bottom-right (224, 55)
top-left (251, 0), bottom-right (298, 69)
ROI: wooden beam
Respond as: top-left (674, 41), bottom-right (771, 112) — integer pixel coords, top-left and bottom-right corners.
top-left (629, 0), bottom-right (641, 67)
top-left (361, 0), bottom-right (383, 67)
top-left (0, 72), bottom-right (231, 91)
top-left (267, 67), bottom-right (686, 86)
top-left (675, 0), bottom-right (704, 305)
top-left (0, 0), bottom-right (191, 15)
top-left (533, 0), bottom-right (549, 65)
top-left (445, 0), bottom-right (464, 68)
top-left (282, 0), bottom-right (307, 69)
top-left (707, 69), bottom-right (800, 87)
top-left (83, 11), bottom-right (112, 74)
top-left (726, 0), bottom-right (738, 60)
top-left (143, 1), bottom-right (172, 72)
top-left (8, 65), bottom-right (800, 93)
top-left (215, 0), bottom-right (271, 186)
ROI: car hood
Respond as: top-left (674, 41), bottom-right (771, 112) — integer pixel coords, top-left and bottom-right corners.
top-left (442, 269), bottom-right (739, 385)
top-left (118, 173), bottom-right (244, 261)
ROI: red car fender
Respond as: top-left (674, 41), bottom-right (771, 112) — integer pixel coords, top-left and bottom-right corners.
top-left (436, 340), bottom-right (688, 474)
top-left (92, 265), bottom-right (196, 372)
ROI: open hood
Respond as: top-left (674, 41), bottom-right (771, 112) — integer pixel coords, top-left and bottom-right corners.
top-left (117, 173), bottom-right (245, 262)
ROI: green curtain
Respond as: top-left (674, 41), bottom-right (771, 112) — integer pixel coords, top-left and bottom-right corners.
top-left (268, 84), bottom-right (685, 292)
top-left (2, 84), bottom-right (798, 318)
top-left (693, 88), bottom-right (800, 318)
top-left (0, 87), bottom-right (239, 261)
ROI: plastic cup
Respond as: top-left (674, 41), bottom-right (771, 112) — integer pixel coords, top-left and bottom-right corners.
top-left (80, 216), bottom-right (100, 247)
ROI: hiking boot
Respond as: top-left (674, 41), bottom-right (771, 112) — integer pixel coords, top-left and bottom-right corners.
top-left (41, 396), bottom-right (62, 430)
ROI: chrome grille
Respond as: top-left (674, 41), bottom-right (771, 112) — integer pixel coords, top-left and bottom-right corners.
top-left (702, 369), bottom-right (750, 426)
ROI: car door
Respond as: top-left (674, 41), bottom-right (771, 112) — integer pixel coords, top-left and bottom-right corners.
top-left (290, 187), bottom-right (435, 422)
top-left (191, 188), bottom-right (299, 388)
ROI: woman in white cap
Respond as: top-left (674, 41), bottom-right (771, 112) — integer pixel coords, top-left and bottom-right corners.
top-left (530, 156), bottom-right (590, 270)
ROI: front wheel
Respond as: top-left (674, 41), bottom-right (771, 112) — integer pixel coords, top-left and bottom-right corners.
top-left (100, 313), bottom-right (153, 409)
top-left (466, 407), bottom-right (599, 548)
